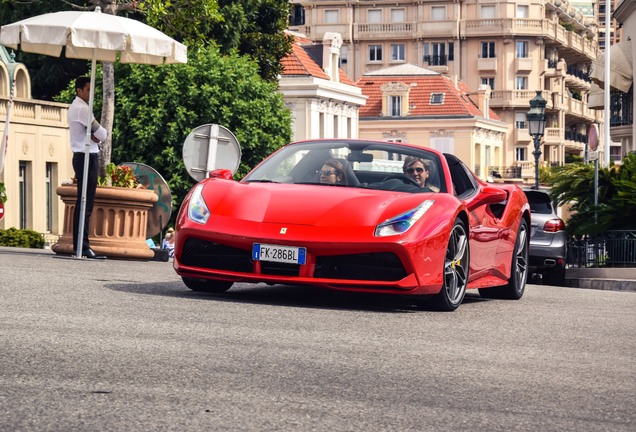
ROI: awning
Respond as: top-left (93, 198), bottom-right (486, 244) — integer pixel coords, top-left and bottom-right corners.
top-left (588, 82), bottom-right (604, 109)
top-left (590, 40), bottom-right (633, 93)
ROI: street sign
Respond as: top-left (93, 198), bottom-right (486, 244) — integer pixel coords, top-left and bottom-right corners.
top-left (121, 162), bottom-right (172, 238)
top-left (588, 124), bottom-right (599, 151)
top-left (0, 201), bottom-right (4, 222)
top-left (182, 124), bottom-right (241, 182)
top-left (588, 150), bottom-right (598, 161)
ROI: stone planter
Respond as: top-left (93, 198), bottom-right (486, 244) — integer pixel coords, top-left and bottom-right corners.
top-left (52, 184), bottom-right (158, 260)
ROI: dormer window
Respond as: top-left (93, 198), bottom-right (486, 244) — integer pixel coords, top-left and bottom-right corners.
top-left (380, 82), bottom-right (410, 117)
top-left (430, 93), bottom-right (445, 104)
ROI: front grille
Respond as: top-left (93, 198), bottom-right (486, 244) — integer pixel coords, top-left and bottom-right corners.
top-left (181, 238), bottom-right (252, 272)
top-left (261, 261), bottom-right (300, 276)
top-left (314, 252), bottom-right (406, 281)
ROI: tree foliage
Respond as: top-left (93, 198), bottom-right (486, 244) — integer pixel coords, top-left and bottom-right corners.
top-left (142, 0), bottom-right (293, 82)
top-left (548, 153), bottom-right (636, 236)
top-left (111, 45), bottom-right (292, 211)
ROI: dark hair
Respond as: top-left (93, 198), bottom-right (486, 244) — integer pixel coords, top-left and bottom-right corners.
top-left (323, 159), bottom-right (347, 185)
top-left (402, 156), bottom-right (430, 173)
top-left (75, 76), bottom-right (91, 91)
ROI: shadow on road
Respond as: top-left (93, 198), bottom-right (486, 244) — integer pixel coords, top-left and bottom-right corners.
top-left (106, 280), bottom-right (487, 313)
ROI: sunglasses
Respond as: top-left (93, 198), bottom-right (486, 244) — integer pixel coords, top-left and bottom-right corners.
top-left (317, 170), bottom-right (336, 176)
top-left (406, 167), bottom-right (425, 174)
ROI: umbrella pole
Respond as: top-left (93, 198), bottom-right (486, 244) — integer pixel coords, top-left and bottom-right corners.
top-left (0, 76), bottom-right (15, 176)
top-left (76, 55), bottom-right (98, 259)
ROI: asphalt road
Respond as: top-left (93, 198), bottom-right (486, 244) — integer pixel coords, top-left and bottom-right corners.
top-left (1, 247), bottom-right (634, 432)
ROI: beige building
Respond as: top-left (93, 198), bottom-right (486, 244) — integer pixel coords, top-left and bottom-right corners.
top-left (279, 32), bottom-right (367, 141)
top-left (0, 47), bottom-right (73, 243)
top-left (357, 63), bottom-right (508, 179)
top-left (290, 0), bottom-right (604, 182)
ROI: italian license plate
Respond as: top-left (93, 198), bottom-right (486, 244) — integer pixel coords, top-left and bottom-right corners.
top-left (252, 243), bottom-right (306, 265)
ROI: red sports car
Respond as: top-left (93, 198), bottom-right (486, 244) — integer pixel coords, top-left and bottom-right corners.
top-left (174, 139), bottom-right (530, 311)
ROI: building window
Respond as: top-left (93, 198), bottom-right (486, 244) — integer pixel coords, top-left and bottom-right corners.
top-left (515, 112), bottom-right (527, 129)
top-left (45, 162), bottom-right (55, 233)
top-left (516, 5), bottom-right (529, 18)
top-left (391, 44), bottom-right (405, 62)
top-left (289, 4), bottom-right (305, 26)
top-left (448, 42), bottom-right (454, 61)
top-left (431, 6), bottom-right (446, 20)
top-left (516, 147), bottom-right (527, 161)
top-left (481, 5), bottom-right (496, 19)
top-left (481, 41), bottom-right (496, 58)
top-left (369, 44), bottom-right (382, 62)
top-left (515, 76), bottom-right (528, 90)
top-left (424, 42), bottom-right (447, 65)
top-left (481, 77), bottom-right (495, 90)
top-left (516, 41), bottom-right (528, 58)
top-left (340, 45), bottom-right (348, 65)
top-left (19, 161), bottom-right (28, 230)
top-left (430, 93), bottom-right (445, 104)
top-left (325, 10), bottom-right (339, 24)
top-left (389, 95), bottom-right (402, 116)
top-left (368, 9), bottom-right (382, 23)
top-left (391, 8), bottom-right (405, 22)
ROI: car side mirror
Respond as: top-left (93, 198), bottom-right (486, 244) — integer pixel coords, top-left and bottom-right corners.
top-left (472, 185), bottom-right (508, 207)
top-left (209, 169), bottom-right (233, 180)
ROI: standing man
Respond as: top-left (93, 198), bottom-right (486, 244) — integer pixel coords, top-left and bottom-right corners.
top-left (68, 76), bottom-right (108, 259)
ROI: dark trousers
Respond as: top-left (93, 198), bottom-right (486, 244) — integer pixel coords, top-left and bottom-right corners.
top-left (72, 152), bottom-right (99, 252)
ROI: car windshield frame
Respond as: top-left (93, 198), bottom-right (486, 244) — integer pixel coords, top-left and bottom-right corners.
top-left (242, 140), bottom-right (446, 194)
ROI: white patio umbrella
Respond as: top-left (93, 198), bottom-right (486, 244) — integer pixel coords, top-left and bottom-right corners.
top-left (0, 6), bottom-right (187, 259)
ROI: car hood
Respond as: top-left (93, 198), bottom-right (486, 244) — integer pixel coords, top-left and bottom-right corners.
top-left (202, 180), bottom-right (433, 226)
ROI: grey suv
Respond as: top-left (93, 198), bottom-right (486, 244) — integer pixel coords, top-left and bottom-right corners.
top-left (523, 189), bottom-right (568, 285)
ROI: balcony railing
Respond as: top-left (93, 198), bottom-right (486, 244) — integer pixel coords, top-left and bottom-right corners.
top-left (565, 131), bottom-right (588, 144)
top-left (355, 22), bottom-right (414, 39)
top-left (488, 166), bottom-right (521, 179)
top-left (566, 65), bottom-right (591, 82)
top-left (0, 97), bottom-right (67, 126)
top-left (423, 55), bottom-right (448, 66)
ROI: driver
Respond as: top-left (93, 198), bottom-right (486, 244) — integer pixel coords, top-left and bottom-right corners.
top-left (403, 156), bottom-right (439, 192)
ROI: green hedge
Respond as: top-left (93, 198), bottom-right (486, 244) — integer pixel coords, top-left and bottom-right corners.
top-left (0, 227), bottom-right (45, 248)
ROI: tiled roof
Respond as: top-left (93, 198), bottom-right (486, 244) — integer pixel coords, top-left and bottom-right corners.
top-left (357, 65), bottom-right (500, 120)
top-left (280, 34), bottom-right (355, 85)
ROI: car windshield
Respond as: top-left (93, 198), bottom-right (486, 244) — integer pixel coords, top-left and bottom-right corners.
top-left (243, 140), bottom-right (445, 194)
top-left (525, 190), bottom-right (554, 214)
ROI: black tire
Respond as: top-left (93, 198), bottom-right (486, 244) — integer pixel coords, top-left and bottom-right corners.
top-left (182, 277), bottom-right (233, 293)
top-left (432, 218), bottom-right (470, 311)
top-left (479, 219), bottom-right (529, 300)
top-left (543, 267), bottom-right (566, 286)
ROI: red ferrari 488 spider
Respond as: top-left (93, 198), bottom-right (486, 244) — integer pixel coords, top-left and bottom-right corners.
top-left (174, 139), bottom-right (530, 311)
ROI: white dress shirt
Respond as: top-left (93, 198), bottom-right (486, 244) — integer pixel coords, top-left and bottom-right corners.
top-left (68, 96), bottom-right (108, 153)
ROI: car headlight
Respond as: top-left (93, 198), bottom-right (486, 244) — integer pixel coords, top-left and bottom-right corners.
top-left (188, 184), bottom-right (210, 224)
top-left (374, 200), bottom-right (435, 237)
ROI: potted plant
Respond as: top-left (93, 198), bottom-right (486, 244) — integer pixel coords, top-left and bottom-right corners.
top-left (52, 163), bottom-right (158, 260)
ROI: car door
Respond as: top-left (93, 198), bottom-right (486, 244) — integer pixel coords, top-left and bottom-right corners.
top-left (446, 155), bottom-right (502, 279)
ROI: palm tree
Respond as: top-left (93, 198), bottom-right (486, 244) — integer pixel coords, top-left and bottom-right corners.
top-left (549, 153), bottom-right (636, 236)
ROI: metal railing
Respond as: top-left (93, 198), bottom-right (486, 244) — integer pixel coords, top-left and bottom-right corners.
top-left (423, 55), bottom-right (448, 66)
top-left (567, 231), bottom-right (636, 268)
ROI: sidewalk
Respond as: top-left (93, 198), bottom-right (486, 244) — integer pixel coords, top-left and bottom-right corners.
top-left (565, 267), bottom-right (636, 292)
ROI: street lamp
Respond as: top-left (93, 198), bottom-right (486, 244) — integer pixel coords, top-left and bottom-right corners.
top-left (526, 90), bottom-right (547, 190)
